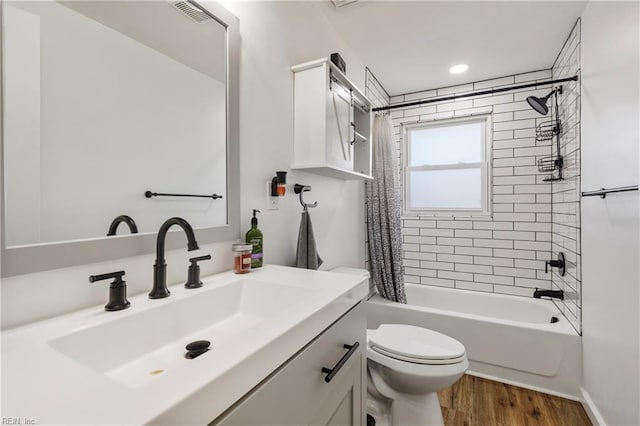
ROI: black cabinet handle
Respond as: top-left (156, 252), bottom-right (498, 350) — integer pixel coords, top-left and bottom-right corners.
top-left (321, 342), bottom-right (360, 383)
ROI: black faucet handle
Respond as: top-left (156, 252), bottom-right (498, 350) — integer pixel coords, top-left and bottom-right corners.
top-left (89, 270), bottom-right (125, 285)
top-left (545, 259), bottom-right (562, 273)
top-left (189, 254), bottom-right (212, 265)
top-left (89, 271), bottom-right (130, 311)
top-left (185, 255), bottom-right (211, 289)
top-left (545, 252), bottom-right (566, 276)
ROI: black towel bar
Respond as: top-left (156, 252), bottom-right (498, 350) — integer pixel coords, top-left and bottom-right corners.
top-left (581, 186), bottom-right (638, 199)
top-left (145, 191), bottom-right (222, 200)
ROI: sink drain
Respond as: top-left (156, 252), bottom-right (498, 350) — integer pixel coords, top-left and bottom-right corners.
top-left (185, 340), bottom-right (211, 359)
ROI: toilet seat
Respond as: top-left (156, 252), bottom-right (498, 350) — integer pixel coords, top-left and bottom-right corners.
top-left (371, 346), bottom-right (467, 365)
top-left (368, 324), bottom-right (466, 365)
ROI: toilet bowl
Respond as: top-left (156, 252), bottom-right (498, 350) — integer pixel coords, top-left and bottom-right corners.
top-left (329, 267), bottom-right (468, 426)
top-left (367, 324), bottom-right (468, 426)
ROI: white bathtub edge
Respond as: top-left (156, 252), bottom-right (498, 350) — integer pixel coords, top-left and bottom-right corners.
top-left (464, 354), bottom-right (582, 401)
top-left (581, 387), bottom-right (607, 426)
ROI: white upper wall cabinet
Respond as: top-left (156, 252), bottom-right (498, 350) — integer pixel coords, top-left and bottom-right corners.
top-left (292, 58), bottom-right (373, 180)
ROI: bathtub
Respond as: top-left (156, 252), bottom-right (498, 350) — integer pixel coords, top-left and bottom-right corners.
top-left (366, 283), bottom-right (582, 400)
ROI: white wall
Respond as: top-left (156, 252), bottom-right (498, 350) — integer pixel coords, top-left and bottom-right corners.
top-left (580, 2), bottom-right (639, 425)
top-left (1, 1), bottom-right (368, 329)
top-left (219, 0), bottom-right (367, 270)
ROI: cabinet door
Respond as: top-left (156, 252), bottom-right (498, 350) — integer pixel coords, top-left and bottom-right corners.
top-left (326, 83), bottom-right (354, 171)
top-left (309, 351), bottom-right (363, 426)
top-left (212, 304), bottom-right (365, 426)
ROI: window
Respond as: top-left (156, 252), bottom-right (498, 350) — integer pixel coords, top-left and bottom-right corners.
top-left (403, 116), bottom-right (491, 216)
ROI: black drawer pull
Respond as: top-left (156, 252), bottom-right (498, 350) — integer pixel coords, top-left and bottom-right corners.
top-left (321, 342), bottom-right (360, 383)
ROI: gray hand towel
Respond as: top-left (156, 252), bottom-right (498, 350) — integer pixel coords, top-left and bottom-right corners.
top-left (296, 210), bottom-right (323, 270)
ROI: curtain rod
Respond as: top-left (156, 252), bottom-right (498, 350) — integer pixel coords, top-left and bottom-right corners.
top-left (373, 75), bottom-right (579, 112)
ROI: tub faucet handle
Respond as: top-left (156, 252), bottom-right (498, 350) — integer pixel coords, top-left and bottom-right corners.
top-left (544, 252), bottom-right (566, 276)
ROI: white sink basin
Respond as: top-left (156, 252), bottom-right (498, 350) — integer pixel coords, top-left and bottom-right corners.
top-left (2, 265), bottom-right (368, 425)
top-left (48, 279), bottom-right (315, 388)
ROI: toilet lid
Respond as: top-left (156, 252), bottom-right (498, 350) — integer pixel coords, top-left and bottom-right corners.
top-left (368, 324), bottom-right (465, 363)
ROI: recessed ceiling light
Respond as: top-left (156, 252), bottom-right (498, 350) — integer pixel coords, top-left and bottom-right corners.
top-left (449, 64), bottom-right (469, 74)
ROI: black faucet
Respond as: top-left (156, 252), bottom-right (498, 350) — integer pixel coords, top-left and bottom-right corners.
top-left (533, 288), bottom-right (564, 300)
top-left (149, 217), bottom-right (199, 299)
top-left (107, 215), bottom-right (138, 236)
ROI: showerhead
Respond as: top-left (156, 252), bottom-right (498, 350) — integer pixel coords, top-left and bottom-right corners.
top-left (526, 92), bottom-right (552, 115)
top-left (526, 86), bottom-right (563, 116)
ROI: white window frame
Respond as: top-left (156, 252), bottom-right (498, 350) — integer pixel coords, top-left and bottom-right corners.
top-left (402, 114), bottom-right (492, 217)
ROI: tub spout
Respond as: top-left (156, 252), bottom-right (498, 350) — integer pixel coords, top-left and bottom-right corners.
top-left (533, 288), bottom-right (564, 300)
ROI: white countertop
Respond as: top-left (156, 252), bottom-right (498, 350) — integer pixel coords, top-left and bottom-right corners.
top-left (1, 265), bottom-right (368, 425)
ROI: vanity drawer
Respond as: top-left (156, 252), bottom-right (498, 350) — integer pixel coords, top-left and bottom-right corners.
top-left (213, 302), bottom-right (366, 426)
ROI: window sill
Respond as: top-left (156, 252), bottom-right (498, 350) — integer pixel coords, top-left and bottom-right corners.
top-left (402, 211), bottom-right (493, 220)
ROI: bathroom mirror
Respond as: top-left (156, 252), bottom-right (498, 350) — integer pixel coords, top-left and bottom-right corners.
top-left (0, 0), bottom-right (240, 277)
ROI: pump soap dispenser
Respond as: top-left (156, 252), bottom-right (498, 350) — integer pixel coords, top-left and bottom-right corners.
top-left (246, 209), bottom-right (263, 268)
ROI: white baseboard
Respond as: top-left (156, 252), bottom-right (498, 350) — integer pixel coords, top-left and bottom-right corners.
top-left (581, 387), bottom-right (606, 426)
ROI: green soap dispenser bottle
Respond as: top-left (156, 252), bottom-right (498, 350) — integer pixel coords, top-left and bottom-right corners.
top-left (246, 209), bottom-right (263, 268)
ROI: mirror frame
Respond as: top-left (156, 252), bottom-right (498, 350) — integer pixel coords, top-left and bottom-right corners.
top-left (0, 0), bottom-right (240, 277)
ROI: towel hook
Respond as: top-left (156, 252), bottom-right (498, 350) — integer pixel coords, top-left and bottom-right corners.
top-left (294, 184), bottom-right (318, 210)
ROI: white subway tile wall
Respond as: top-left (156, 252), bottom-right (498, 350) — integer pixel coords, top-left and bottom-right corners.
top-left (365, 68), bottom-right (391, 110)
top-left (365, 48), bottom-right (582, 331)
top-left (369, 70), bottom-right (561, 298)
top-left (551, 21), bottom-right (582, 333)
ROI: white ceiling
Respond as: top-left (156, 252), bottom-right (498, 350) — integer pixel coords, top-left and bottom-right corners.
top-left (324, 1), bottom-right (587, 96)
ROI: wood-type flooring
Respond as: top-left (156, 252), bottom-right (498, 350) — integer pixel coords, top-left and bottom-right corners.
top-left (438, 375), bottom-right (592, 426)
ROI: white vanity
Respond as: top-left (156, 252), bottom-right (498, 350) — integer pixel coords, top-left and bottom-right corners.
top-left (1, 266), bottom-right (368, 425)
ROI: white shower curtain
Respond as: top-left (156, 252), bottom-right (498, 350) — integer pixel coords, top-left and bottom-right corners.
top-left (366, 114), bottom-right (406, 303)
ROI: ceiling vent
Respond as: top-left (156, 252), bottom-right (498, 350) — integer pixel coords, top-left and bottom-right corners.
top-left (169, 0), bottom-right (213, 24)
top-left (330, 0), bottom-right (360, 8)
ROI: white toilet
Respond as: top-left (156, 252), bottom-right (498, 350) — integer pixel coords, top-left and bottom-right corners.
top-left (330, 268), bottom-right (468, 426)
top-left (367, 324), bottom-right (468, 426)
